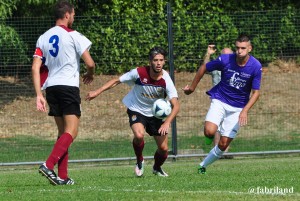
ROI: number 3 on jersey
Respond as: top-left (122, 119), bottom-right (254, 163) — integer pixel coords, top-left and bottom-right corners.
top-left (49, 35), bottom-right (59, 57)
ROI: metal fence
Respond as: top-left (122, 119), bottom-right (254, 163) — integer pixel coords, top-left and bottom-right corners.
top-left (0, 8), bottom-right (299, 164)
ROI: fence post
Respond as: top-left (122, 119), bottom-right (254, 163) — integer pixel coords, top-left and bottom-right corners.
top-left (167, 2), bottom-right (178, 157)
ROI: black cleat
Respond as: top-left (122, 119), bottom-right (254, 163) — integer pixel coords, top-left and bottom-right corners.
top-left (38, 163), bottom-right (59, 185)
top-left (56, 177), bottom-right (75, 185)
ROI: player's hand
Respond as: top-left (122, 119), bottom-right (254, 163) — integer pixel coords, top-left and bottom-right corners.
top-left (36, 95), bottom-right (47, 112)
top-left (158, 121), bottom-right (170, 136)
top-left (82, 72), bottom-right (94, 85)
top-left (182, 85), bottom-right (194, 95)
top-left (207, 44), bottom-right (216, 55)
top-left (85, 90), bottom-right (99, 101)
top-left (239, 110), bottom-right (248, 126)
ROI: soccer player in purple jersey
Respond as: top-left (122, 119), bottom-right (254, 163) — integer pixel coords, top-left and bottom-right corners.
top-left (203, 45), bottom-right (234, 159)
top-left (183, 34), bottom-right (262, 174)
top-left (32, 0), bottom-right (95, 185)
top-left (86, 47), bottom-right (180, 177)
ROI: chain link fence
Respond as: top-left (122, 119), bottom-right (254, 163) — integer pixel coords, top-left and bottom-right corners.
top-left (0, 9), bottom-right (299, 164)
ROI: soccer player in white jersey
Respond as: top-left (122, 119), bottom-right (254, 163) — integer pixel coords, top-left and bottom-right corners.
top-left (86, 47), bottom-right (180, 177)
top-left (32, 0), bottom-right (95, 185)
top-left (183, 34), bottom-right (262, 174)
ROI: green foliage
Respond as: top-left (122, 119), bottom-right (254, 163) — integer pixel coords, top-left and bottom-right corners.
top-left (231, 8), bottom-right (300, 64)
top-left (278, 7), bottom-right (300, 53)
top-left (76, 13), bottom-right (168, 74)
top-left (26, 0), bottom-right (57, 3)
top-left (0, 0), bottom-right (17, 19)
top-left (0, 24), bottom-right (29, 75)
top-left (3, 1), bottom-right (300, 74)
top-left (13, 0), bottom-right (72, 17)
top-left (171, 9), bottom-right (238, 72)
top-left (74, 0), bottom-right (300, 73)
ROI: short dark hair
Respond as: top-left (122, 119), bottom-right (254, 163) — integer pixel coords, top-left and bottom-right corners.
top-left (53, 0), bottom-right (74, 20)
top-left (236, 33), bottom-right (251, 44)
top-left (149, 47), bottom-right (167, 60)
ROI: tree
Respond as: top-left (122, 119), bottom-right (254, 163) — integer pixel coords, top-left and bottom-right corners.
top-left (0, 0), bottom-right (17, 19)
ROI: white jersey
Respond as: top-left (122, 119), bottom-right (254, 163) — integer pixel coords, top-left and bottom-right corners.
top-left (120, 66), bottom-right (178, 117)
top-left (33, 25), bottom-right (92, 89)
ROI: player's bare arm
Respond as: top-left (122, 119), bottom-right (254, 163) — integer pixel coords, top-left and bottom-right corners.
top-left (158, 97), bottom-right (180, 135)
top-left (32, 57), bottom-right (47, 112)
top-left (85, 78), bottom-right (121, 101)
top-left (81, 50), bottom-right (95, 85)
top-left (183, 63), bottom-right (207, 95)
top-left (239, 90), bottom-right (260, 126)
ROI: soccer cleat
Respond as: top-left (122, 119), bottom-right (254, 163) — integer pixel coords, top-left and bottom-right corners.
top-left (153, 167), bottom-right (169, 177)
top-left (205, 136), bottom-right (214, 145)
top-left (56, 177), bottom-right (75, 185)
top-left (198, 165), bottom-right (206, 174)
top-left (38, 163), bottom-right (59, 185)
top-left (135, 160), bottom-right (144, 177)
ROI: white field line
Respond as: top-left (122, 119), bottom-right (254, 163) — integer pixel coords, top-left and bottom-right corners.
top-left (0, 187), bottom-right (299, 197)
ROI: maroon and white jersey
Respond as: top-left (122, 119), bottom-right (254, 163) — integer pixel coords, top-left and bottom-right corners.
top-left (120, 66), bottom-right (178, 117)
top-left (33, 25), bottom-right (92, 89)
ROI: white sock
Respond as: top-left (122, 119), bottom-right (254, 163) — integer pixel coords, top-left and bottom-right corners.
top-left (200, 145), bottom-right (224, 168)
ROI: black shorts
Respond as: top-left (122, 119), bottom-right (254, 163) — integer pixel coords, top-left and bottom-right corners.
top-left (46, 85), bottom-right (81, 117)
top-left (127, 109), bottom-right (164, 136)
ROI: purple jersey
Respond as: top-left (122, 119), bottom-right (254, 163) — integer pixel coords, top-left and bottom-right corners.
top-left (206, 54), bottom-right (262, 108)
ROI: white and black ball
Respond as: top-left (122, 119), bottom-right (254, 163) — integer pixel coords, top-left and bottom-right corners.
top-left (152, 99), bottom-right (172, 119)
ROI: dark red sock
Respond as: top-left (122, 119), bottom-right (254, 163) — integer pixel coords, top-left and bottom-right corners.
top-left (132, 139), bottom-right (144, 163)
top-left (46, 133), bottom-right (73, 170)
top-left (55, 136), bottom-right (69, 179)
top-left (153, 151), bottom-right (168, 170)
top-left (58, 150), bottom-right (68, 179)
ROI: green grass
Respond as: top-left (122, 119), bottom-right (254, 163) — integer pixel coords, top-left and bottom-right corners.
top-left (0, 135), bottom-right (299, 163)
top-left (0, 136), bottom-right (159, 162)
top-left (0, 156), bottom-right (299, 201)
top-left (177, 135), bottom-right (300, 153)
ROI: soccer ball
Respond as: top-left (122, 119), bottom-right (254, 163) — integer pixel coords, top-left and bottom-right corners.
top-left (152, 99), bottom-right (172, 119)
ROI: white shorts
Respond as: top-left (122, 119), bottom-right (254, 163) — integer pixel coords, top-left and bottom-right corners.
top-left (205, 99), bottom-right (242, 138)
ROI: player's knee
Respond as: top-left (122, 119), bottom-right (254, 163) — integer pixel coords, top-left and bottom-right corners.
top-left (218, 142), bottom-right (229, 151)
top-left (133, 135), bottom-right (144, 144)
top-left (133, 130), bottom-right (144, 138)
top-left (157, 145), bottom-right (168, 153)
top-left (67, 131), bottom-right (77, 140)
top-left (204, 127), bottom-right (215, 138)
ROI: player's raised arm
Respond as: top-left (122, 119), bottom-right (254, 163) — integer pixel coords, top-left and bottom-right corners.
top-left (85, 77), bottom-right (121, 101)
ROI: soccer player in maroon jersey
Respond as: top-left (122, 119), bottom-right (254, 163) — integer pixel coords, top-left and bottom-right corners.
top-left (86, 47), bottom-right (180, 177)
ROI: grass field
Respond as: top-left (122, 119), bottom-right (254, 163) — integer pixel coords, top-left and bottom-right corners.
top-left (0, 65), bottom-right (299, 201)
top-left (0, 156), bottom-right (299, 201)
top-left (0, 135), bottom-right (298, 163)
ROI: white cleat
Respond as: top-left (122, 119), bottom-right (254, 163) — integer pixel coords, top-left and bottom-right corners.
top-left (135, 160), bottom-right (144, 177)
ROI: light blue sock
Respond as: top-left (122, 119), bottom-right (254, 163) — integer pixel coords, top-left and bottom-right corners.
top-left (200, 145), bottom-right (224, 167)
